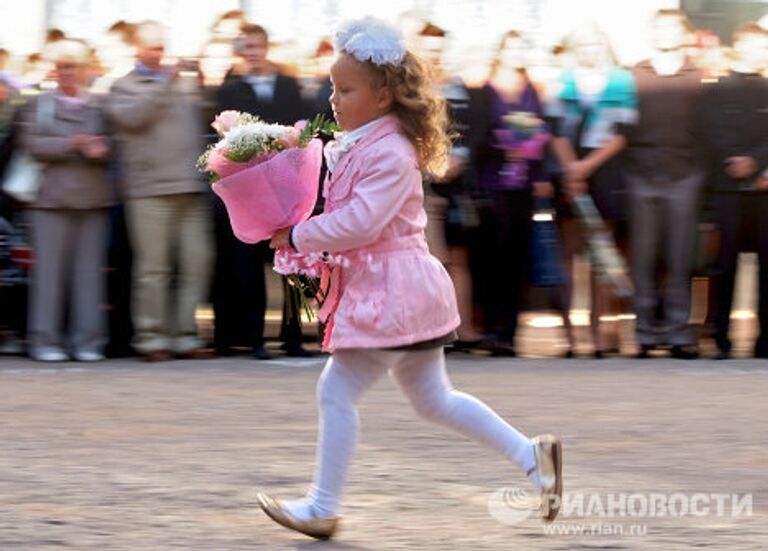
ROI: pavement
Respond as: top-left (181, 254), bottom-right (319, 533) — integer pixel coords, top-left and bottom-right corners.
top-left (1, 352), bottom-right (766, 550)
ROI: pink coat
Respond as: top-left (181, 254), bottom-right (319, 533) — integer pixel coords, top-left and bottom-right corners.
top-left (292, 115), bottom-right (460, 351)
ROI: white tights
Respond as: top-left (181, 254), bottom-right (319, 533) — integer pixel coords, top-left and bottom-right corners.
top-left (288, 347), bottom-right (536, 518)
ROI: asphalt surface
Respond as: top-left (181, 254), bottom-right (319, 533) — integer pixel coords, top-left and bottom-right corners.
top-left (1, 352), bottom-right (766, 550)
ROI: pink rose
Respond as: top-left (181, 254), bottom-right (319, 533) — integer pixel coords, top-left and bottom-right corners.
top-left (278, 127), bottom-right (301, 148)
top-left (211, 110), bottom-right (241, 137)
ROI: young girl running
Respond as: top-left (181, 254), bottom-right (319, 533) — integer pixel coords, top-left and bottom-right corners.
top-left (259, 17), bottom-right (562, 540)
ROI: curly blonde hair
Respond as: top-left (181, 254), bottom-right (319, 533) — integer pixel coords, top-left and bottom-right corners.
top-left (362, 51), bottom-right (451, 178)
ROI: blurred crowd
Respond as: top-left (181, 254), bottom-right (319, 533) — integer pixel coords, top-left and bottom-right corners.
top-left (0, 8), bottom-right (767, 363)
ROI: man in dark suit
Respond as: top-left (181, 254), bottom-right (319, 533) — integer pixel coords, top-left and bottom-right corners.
top-left (700, 23), bottom-right (768, 359)
top-left (213, 23), bottom-right (312, 359)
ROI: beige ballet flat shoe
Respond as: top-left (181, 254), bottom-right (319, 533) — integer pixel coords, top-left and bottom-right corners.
top-left (529, 434), bottom-right (563, 523)
top-left (256, 492), bottom-right (339, 540)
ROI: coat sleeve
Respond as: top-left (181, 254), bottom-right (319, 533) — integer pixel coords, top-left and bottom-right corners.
top-left (22, 96), bottom-right (77, 161)
top-left (105, 76), bottom-right (174, 131)
top-left (292, 147), bottom-right (418, 253)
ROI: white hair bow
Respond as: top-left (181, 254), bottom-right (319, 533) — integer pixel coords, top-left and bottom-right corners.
top-left (334, 16), bottom-right (406, 66)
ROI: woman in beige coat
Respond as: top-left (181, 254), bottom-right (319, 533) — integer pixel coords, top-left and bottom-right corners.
top-left (23, 40), bottom-right (114, 361)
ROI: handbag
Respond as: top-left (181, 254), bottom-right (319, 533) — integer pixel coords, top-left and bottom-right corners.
top-left (2, 153), bottom-right (41, 203)
top-left (1, 94), bottom-right (55, 203)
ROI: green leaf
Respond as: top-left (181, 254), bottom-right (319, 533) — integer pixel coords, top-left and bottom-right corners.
top-left (298, 114), bottom-right (340, 147)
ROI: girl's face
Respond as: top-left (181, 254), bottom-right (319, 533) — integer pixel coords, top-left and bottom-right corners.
top-left (329, 53), bottom-right (392, 132)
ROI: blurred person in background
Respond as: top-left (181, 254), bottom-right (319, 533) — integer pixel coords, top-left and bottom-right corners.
top-left (535, 42), bottom-right (580, 358)
top-left (416, 22), bottom-right (483, 349)
top-left (624, 9), bottom-right (705, 359)
top-left (397, 8), bottom-right (428, 50)
top-left (302, 38), bottom-right (334, 119)
top-left (212, 10), bottom-right (251, 80)
top-left (211, 10), bottom-right (247, 42)
top-left (90, 21), bottom-right (138, 95)
top-left (0, 72), bottom-right (27, 354)
top-left (0, 49), bottom-right (24, 89)
top-left (547, 24), bottom-right (638, 358)
top-left (700, 23), bottom-right (768, 359)
top-left (21, 53), bottom-right (53, 89)
top-left (45, 29), bottom-right (66, 45)
top-left (689, 30), bottom-right (729, 81)
top-left (22, 39), bottom-right (114, 362)
top-left (473, 30), bottom-right (551, 357)
top-left (697, 44), bottom-right (733, 82)
top-left (91, 21), bottom-right (140, 358)
top-left (199, 39), bottom-right (235, 89)
top-left (212, 23), bottom-right (311, 359)
top-left (0, 66), bottom-right (19, 173)
top-left (106, 20), bottom-right (213, 362)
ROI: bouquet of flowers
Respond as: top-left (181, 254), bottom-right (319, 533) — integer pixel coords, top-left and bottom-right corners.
top-left (198, 111), bottom-right (337, 244)
top-left (493, 111), bottom-right (550, 189)
top-left (199, 110), bottom-right (338, 320)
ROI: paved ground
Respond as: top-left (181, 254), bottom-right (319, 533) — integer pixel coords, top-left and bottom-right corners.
top-left (1, 353), bottom-right (766, 550)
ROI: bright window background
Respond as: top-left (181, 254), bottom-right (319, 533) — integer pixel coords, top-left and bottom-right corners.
top-left (3, 0), bottom-right (678, 65)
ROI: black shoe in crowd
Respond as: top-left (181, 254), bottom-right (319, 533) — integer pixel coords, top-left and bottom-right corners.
top-left (252, 345), bottom-right (273, 360)
top-left (635, 345), bottom-right (653, 359)
top-left (284, 345), bottom-right (318, 358)
top-left (670, 345), bottom-right (699, 360)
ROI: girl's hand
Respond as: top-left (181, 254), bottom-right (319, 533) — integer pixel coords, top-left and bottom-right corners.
top-left (270, 227), bottom-right (293, 249)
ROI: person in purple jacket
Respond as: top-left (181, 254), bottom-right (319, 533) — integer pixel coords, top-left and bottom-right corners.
top-left (474, 30), bottom-right (553, 357)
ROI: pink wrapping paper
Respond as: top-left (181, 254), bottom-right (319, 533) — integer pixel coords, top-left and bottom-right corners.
top-left (212, 138), bottom-right (323, 244)
top-left (207, 150), bottom-right (279, 179)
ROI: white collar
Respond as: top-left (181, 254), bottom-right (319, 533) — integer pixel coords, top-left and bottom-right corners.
top-left (340, 115), bottom-right (387, 148)
top-left (324, 116), bottom-right (387, 173)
